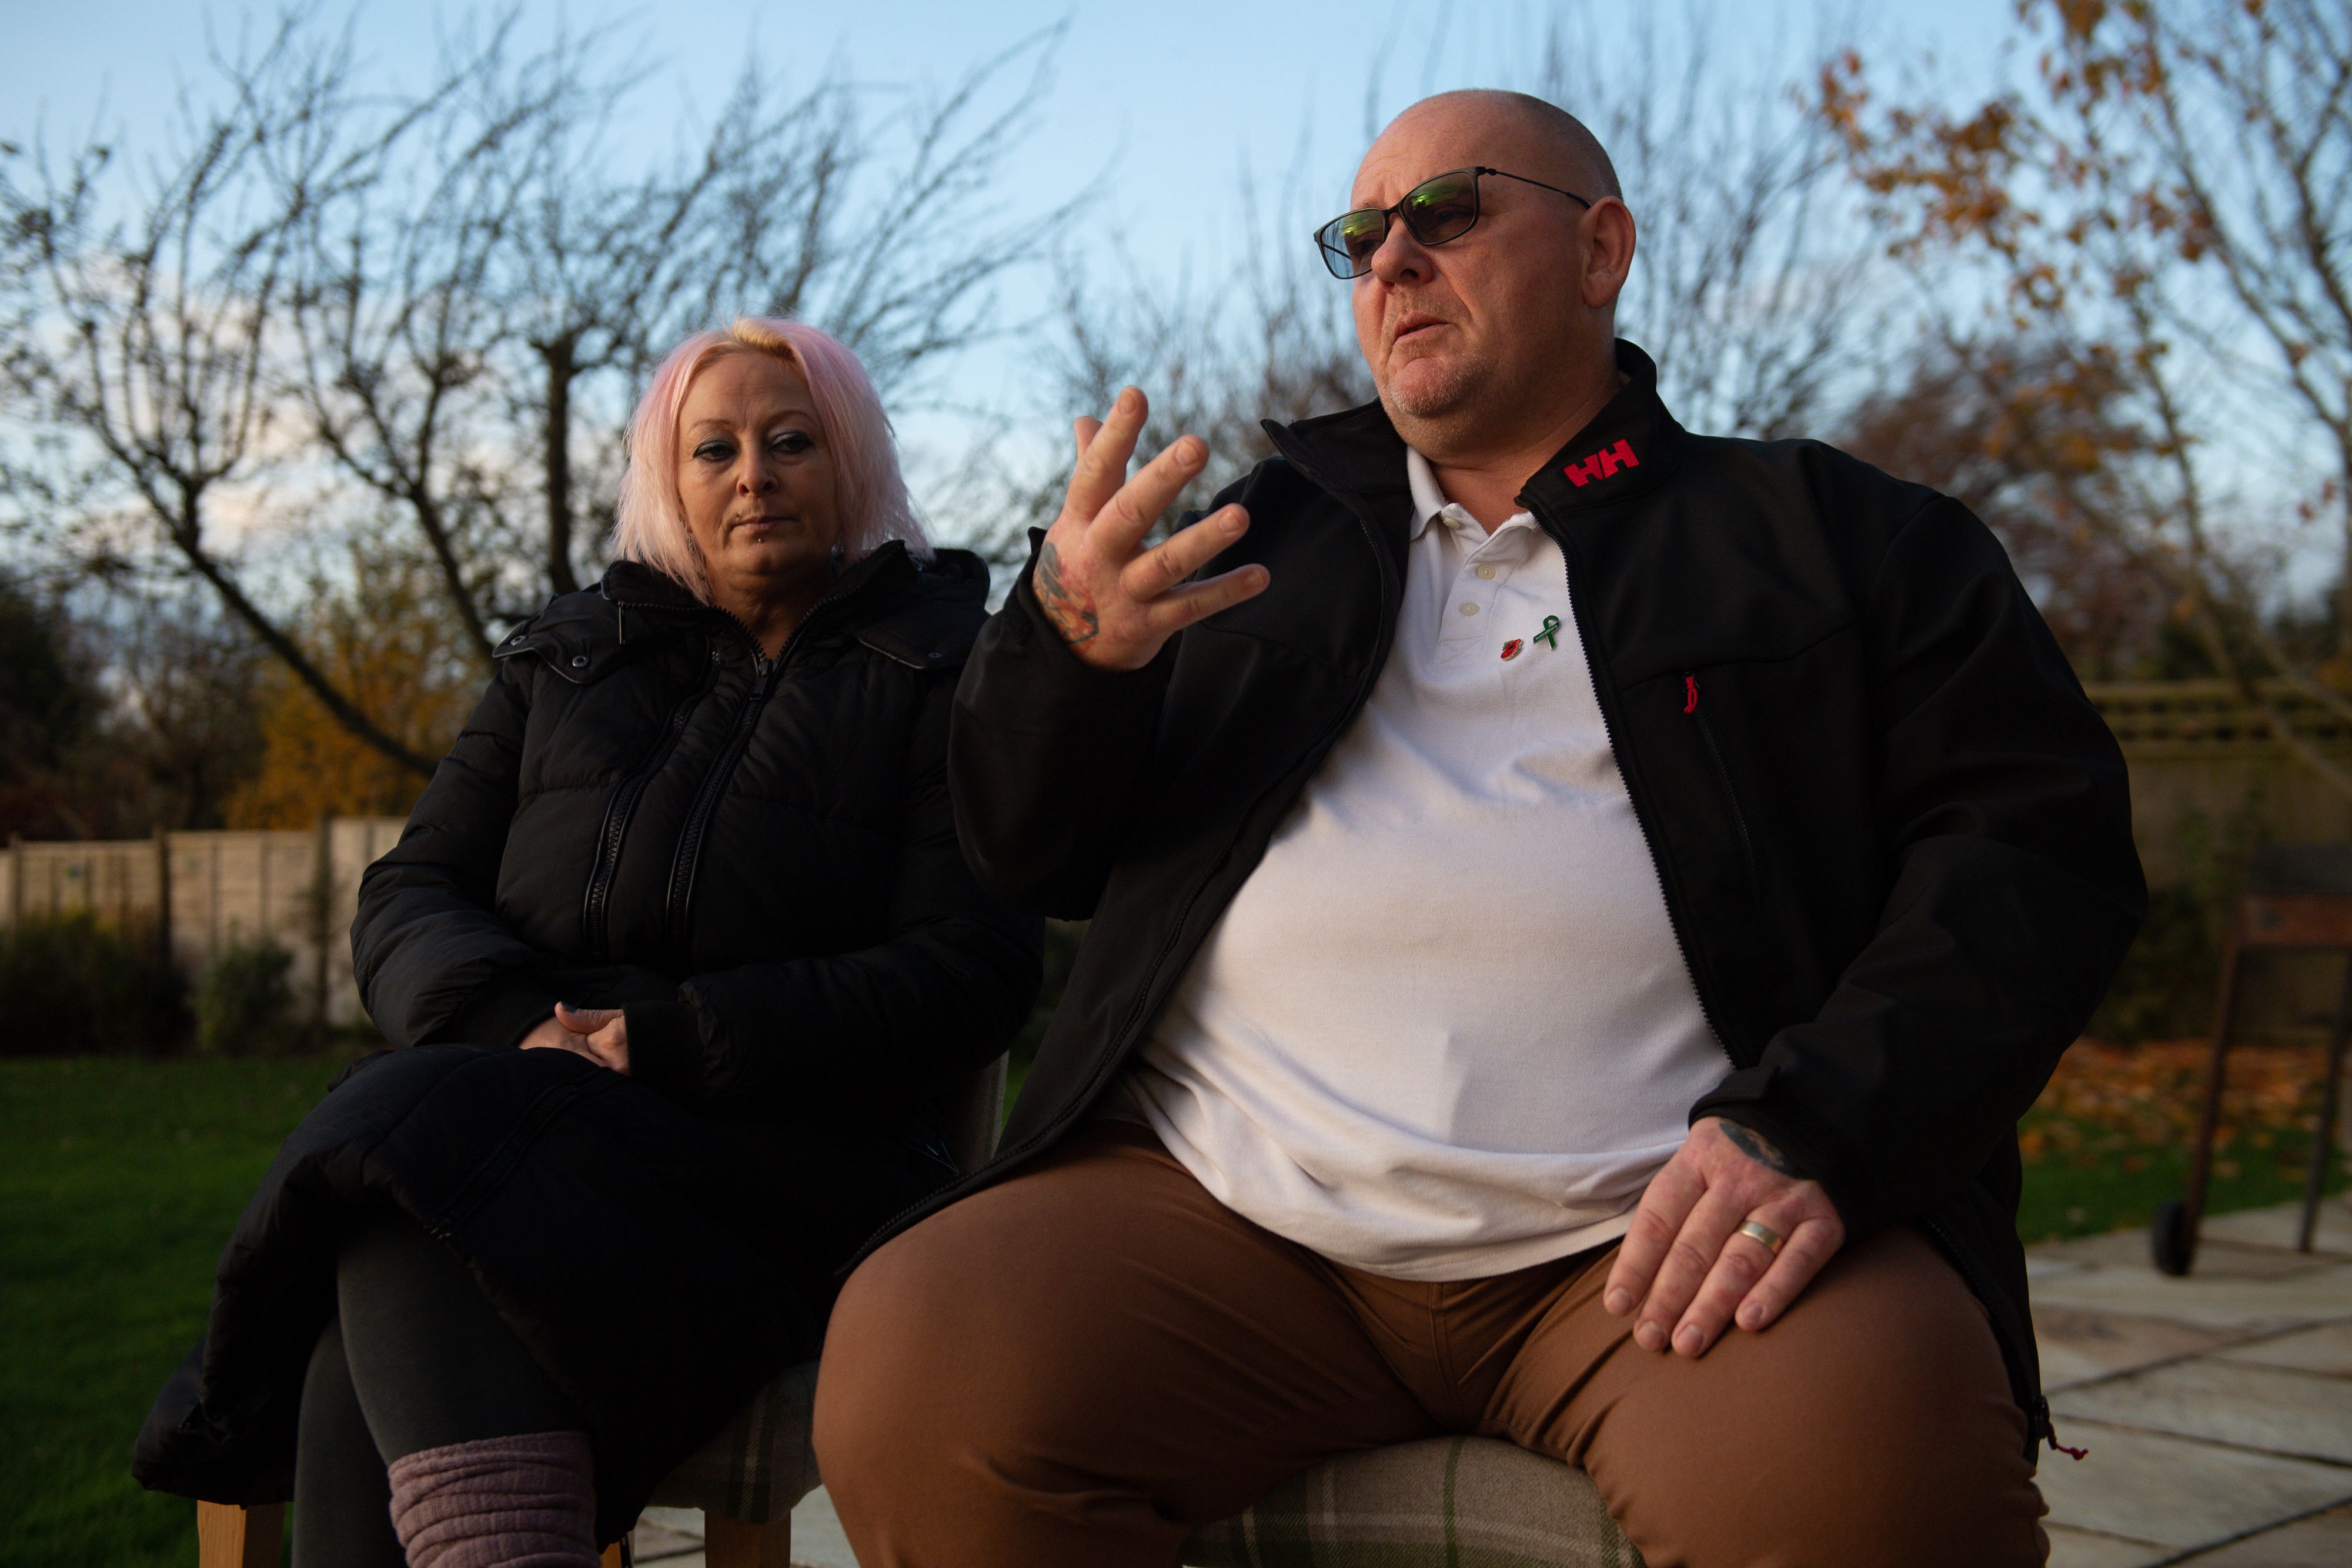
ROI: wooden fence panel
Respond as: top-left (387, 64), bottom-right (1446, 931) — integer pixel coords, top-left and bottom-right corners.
top-left (323, 817), bottom-right (407, 1026)
top-left (5, 819), bottom-right (407, 1028)
top-left (7, 840), bottom-right (163, 932)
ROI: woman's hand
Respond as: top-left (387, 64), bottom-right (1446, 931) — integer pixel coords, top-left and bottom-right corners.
top-left (517, 1004), bottom-right (632, 1075)
top-left (1030, 387), bottom-right (1269, 670)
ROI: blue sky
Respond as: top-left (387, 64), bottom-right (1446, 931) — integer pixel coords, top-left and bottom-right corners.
top-left (2, 0), bottom-right (2018, 292)
top-left (1, 0), bottom-right (2030, 533)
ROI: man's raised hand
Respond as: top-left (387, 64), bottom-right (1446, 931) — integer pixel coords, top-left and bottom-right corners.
top-left (1033, 387), bottom-right (1269, 670)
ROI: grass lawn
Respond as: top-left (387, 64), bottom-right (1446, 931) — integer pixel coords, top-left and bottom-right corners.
top-left (2017, 1041), bottom-right (2347, 1242)
top-left (1, 1054), bottom-right (361, 1568)
top-left (4, 1043), bottom-right (2344, 1567)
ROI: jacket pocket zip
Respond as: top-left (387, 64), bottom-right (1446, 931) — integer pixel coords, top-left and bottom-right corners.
top-left (663, 674), bottom-right (772, 958)
top-left (663, 582), bottom-right (859, 961)
top-left (582, 653), bottom-right (714, 963)
top-left (1685, 673), bottom-right (1758, 887)
top-left (1538, 521), bottom-right (1738, 1067)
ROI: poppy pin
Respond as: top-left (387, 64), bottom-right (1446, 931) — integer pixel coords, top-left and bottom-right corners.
top-left (1500, 639), bottom-right (1524, 661)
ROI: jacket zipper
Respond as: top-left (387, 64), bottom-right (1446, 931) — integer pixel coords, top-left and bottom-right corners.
top-left (582, 654), bottom-right (717, 963)
top-left (662, 590), bottom-right (855, 960)
top-left (1566, 527), bottom-right (2050, 1441)
top-left (1684, 673), bottom-right (1758, 885)
top-left (1538, 514), bottom-right (1741, 1069)
top-left (846, 465), bottom-right (1404, 1271)
top-left (1920, 1209), bottom-right (2053, 1459)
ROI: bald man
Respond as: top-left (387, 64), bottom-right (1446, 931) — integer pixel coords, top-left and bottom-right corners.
top-left (814, 92), bottom-right (2143, 1567)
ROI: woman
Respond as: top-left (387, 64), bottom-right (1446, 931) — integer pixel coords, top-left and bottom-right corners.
top-left (133, 318), bottom-right (1041, 1566)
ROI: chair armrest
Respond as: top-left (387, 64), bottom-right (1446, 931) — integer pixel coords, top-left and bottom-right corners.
top-left (196, 1502), bottom-right (282, 1568)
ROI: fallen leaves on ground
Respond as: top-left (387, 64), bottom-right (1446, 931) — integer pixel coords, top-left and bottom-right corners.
top-left (2023, 1041), bottom-right (2336, 1174)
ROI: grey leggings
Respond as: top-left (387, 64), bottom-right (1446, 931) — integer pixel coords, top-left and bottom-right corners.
top-left (292, 1211), bottom-right (583, 1568)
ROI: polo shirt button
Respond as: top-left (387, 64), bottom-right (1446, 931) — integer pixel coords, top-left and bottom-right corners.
top-left (1458, 603), bottom-right (1479, 617)
top-left (1475, 565), bottom-right (1496, 580)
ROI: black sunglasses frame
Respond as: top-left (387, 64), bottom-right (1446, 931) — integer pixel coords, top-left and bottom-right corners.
top-left (1314, 166), bottom-right (1595, 280)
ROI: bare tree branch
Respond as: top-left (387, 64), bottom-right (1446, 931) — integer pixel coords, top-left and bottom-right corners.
top-left (1, 9), bottom-right (438, 775)
top-left (4, 6), bottom-right (1067, 776)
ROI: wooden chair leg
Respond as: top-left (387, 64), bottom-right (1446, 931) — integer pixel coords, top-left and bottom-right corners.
top-left (2182, 940), bottom-right (2249, 1231)
top-left (2299, 954), bottom-right (2352, 1251)
top-left (196, 1501), bottom-right (282, 1568)
top-left (599, 1539), bottom-right (628, 1568)
top-left (704, 1509), bottom-right (793, 1568)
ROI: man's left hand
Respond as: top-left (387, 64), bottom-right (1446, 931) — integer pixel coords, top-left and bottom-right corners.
top-left (517, 1002), bottom-right (631, 1075)
top-left (1602, 1116), bottom-right (1845, 1357)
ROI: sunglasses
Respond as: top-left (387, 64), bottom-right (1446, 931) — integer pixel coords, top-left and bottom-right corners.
top-left (1314, 166), bottom-right (1594, 280)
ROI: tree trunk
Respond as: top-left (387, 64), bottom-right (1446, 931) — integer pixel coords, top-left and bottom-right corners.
top-left (542, 333), bottom-right (582, 597)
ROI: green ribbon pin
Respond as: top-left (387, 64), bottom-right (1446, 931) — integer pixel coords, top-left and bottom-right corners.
top-left (1533, 614), bottom-right (1562, 650)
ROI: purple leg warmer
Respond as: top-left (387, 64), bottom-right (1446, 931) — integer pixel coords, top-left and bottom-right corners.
top-left (385, 1432), bottom-right (600, 1567)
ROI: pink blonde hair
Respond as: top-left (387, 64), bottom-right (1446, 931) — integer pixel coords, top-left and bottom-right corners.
top-left (610, 317), bottom-right (931, 598)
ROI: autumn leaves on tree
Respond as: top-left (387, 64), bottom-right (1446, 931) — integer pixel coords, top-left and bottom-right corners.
top-left (1818, 0), bottom-right (2352, 797)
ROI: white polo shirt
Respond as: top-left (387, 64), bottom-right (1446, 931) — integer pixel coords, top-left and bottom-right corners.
top-left (1115, 447), bottom-right (1728, 1281)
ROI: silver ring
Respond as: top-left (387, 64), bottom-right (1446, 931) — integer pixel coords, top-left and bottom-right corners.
top-left (1736, 1219), bottom-right (1785, 1255)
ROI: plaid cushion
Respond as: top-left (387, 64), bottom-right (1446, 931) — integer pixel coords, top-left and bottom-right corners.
top-left (1181, 1437), bottom-right (1644, 1568)
top-left (645, 1358), bottom-right (821, 1524)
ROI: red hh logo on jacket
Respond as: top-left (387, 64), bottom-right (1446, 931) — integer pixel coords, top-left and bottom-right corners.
top-left (1563, 439), bottom-right (1639, 487)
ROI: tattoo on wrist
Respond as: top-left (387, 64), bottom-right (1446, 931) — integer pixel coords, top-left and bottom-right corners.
top-left (1034, 541), bottom-right (1100, 647)
top-left (1722, 1122), bottom-right (1803, 1178)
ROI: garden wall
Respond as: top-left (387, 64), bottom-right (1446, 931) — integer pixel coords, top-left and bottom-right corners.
top-left (2082, 682), bottom-right (2349, 1044)
top-left (2090, 681), bottom-right (2352, 884)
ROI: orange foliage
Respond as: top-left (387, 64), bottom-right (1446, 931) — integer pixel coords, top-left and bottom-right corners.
top-left (2022, 1040), bottom-right (2336, 1168)
top-left (226, 556), bottom-right (485, 828)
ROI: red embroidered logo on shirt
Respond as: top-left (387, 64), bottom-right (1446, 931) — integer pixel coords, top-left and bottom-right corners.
top-left (1562, 439), bottom-right (1639, 487)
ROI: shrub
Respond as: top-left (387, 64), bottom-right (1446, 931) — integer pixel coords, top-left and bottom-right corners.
top-left (0, 911), bottom-right (186, 1055)
top-left (195, 936), bottom-right (297, 1056)
top-left (2085, 882), bottom-right (2226, 1042)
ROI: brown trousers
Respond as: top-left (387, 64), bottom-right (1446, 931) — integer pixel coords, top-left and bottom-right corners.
top-left (815, 1122), bottom-right (2047, 1568)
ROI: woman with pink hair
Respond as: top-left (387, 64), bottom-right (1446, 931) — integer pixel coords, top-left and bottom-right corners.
top-left (136, 319), bottom-right (1041, 1566)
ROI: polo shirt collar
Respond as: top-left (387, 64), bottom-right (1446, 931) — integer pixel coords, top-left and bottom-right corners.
top-left (1264, 338), bottom-right (1684, 533)
top-left (1407, 447), bottom-right (1549, 550)
top-left (1404, 447), bottom-right (1450, 540)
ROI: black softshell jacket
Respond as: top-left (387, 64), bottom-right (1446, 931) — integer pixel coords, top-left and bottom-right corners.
top-left (925, 343), bottom-right (2145, 1454)
top-left (132, 544), bottom-right (1041, 1540)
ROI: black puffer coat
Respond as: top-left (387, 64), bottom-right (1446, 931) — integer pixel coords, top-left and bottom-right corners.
top-left (133, 544), bottom-right (1041, 1540)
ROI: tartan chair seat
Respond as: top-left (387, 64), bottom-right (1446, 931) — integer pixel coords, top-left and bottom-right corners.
top-left (1182, 1437), bottom-right (1644, 1568)
top-left (647, 1367), bottom-right (1642, 1568)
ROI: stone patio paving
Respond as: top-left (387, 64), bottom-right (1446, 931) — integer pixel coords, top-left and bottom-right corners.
top-left (632, 1195), bottom-right (2352, 1567)
top-left (2030, 1196), bottom-right (2352, 1566)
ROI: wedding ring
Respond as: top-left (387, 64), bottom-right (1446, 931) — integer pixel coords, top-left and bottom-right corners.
top-left (1736, 1219), bottom-right (1785, 1255)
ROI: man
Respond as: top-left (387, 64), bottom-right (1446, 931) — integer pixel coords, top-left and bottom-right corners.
top-left (816, 90), bottom-right (2143, 1567)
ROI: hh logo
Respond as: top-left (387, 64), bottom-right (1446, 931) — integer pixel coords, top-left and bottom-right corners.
top-left (1563, 439), bottom-right (1639, 487)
